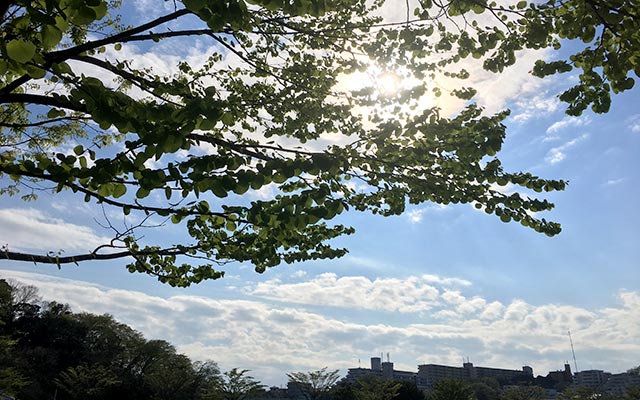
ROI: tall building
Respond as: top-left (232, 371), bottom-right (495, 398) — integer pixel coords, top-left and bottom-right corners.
top-left (417, 362), bottom-right (534, 388)
top-left (345, 356), bottom-right (534, 389)
top-left (345, 357), bottom-right (417, 384)
top-left (602, 372), bottom-right (640, 397)
top-left (547, 364), bottom-right (573, 384)
top-left (573, 370), bottom-right (610, 388)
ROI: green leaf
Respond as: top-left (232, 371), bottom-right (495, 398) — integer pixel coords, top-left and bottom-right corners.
top-left (47, 108), bottom-right (66, 118)
top-left (113, 184), bottom-right (127, 198)
top-left (183, 0), bottom-right (208, 11)
top-left (73, 7), bottom-right (98, 25)
top-left (26, 65), bottom-right (46, 78)
top-left (136, 187), bottom-right (150, 198)
top-left (91, 2), bottom-right (108, 19)
top-left (221, 112), bottom-right (235, 126)
top-left (620, 77), bottom-right (635, 91)
top-left (40, 25), bottom-right (63, 50)
top-left (6, 40), bottom-right (37, 63)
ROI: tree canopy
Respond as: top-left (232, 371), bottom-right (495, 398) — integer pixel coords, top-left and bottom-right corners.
top-left (0, 278), bottom-right (263, 400)
top-left (1, 0), bottom-right (637, 285)
top-left (287, 367), bottom-right (341, 400)
top-left (427, 379), bottom-right (476, 400)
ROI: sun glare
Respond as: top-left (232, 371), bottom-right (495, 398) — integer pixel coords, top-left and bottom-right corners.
top-left (376, 72), bottom-right (402, 96)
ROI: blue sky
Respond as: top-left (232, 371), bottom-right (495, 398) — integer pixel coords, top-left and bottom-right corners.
top-left (1, 0), bottom-right (639, 387)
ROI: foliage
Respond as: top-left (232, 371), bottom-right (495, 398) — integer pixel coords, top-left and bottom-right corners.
top-left (625, 386), bottom-right (640, 400)
top-left (0, 278), bottom-right (244, 400)
top-left (415, 0), bottom-right (640, 115)
top-left (392, 381), bottom-right (426, 400)
top-left (556, 387), bottom-right (619, 400)
top-left (54, 364), bottom-right (122, 400)
top-left (2, 0), bottom-right (636, 284)
top-left (499, 386), bottom-right (544, 400)
top-left (0, 336), bottom-right (30, 396)
top-left (353, 376), bottom-right (402, 400)
top-left (287, 367), bottom-right (341, 400)
top-left (219, 368), bottom-right (264, 400)
top-left (471, 380), bottom-right (499, 400)
top-left (427, 379), bottom-right (477, 400)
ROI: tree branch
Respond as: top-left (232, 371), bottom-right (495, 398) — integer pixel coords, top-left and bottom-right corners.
top-left (70, 55), bottom-right (182, 105)
top-left (45, 9), bottom-right (192, 64)
top-left (0, 93), bottom-right (87, 113)
top-left (0, 9), bottom-right (192, 96)
top-left (0, 116), bottom-right (89, 129)
top-left (1, 246), bottom-right (197, 265)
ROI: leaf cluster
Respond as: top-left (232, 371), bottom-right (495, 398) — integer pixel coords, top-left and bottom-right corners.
top-left (0, 0), bottom-right (579, 284)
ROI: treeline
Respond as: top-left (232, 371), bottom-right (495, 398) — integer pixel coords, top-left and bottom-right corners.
top-left (2, 279), bottom-right (638, 400)
top-left (0, 279), bottom-right (261, 400)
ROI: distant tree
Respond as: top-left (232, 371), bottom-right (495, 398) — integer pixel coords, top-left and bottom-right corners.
top-left (427, 379), bottom-right (476, 400)
top-left (499, 386), bottom-right (544, 400)
top-left (392, 381), bottom-right (425, 400)
top-left (0, 279), bottom-right (227, 400)
top-left (623, 387), bottom-right (640, 400)
top-left (287, 368), bottom-right (342, 400)
top-left (54, 364), bottom-right (121, 400)
top-left (354, 376), bottom-right (402, 400)
top-left (330, 380), bottom-right (357, 400)
top-left (471, 381), bottom-right (499, 400)
top-left (140, 342), bottom-right (202, 400)
top-left (0, 279), bottom-right (40, 330)
top-left (219, 368), bottom-right (264, 400)
top-left (557, 387), bottom-right (614, 400)
top-left (0, 336), bottom-right (29, 396)
top-left (193, 361), bottom-right (225, 400)
top-left (628, 367), bottom-right (640, 376)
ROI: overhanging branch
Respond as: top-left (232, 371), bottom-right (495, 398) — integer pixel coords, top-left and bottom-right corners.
top-left (1, 246), bottom-right (197, 264)
top-left (0, 93), bottom-right (87, 113)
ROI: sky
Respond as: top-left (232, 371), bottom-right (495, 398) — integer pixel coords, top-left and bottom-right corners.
top-left (1, 0), bottom-right (639, 387)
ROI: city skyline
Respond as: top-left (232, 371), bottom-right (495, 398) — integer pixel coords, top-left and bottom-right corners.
top-left (1, 0), bottom-right (639, 389)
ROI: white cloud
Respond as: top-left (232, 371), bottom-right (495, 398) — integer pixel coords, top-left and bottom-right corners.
top-left (626, 114), bottom-right (640, 133)
top-left (291, 270), bottom-right (307, 278)
top-left (545, 134), bottom-right (589, 165)
top-left (132, 0), bottom-right (177, 19)
top-left (546, 116), bottom-right (592, 135)
top-left (511, 92), bottom-right (561, 123)
top-left (480, 301), bottom-right (505, 320)
top-left (247, 273), bottom-right (442, 313)
top-left (406, 208), bottom-right (427, 223)
top-left (604, 178), bottom-right (626, 186)
top-left (545, 148), bottom-right (566, 164)
top-left (421, 275), bottom-right (472, 287)
top-left (0, 208), bottom-right (112, 253)
top-left (405, 205), bottom-right (451, 224)
top-left (1, 270), bottom-right (638, 385)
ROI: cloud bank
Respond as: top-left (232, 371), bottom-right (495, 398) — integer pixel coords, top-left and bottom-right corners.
top-left (1, 269), bottom-right (637, 386)
top-left (0, 208), bottom-right (111, 253)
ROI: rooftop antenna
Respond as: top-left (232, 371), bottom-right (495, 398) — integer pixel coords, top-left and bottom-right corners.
top-left (568, 330), bottom-right (579, 372)
top-left (387, 352), bottom-right (390, 363)
top-left (358, 358), bottom-right (361, 368)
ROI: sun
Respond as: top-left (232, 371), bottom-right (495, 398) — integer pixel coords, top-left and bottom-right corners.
top-left (375, 71), bottom-right (402, 96)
